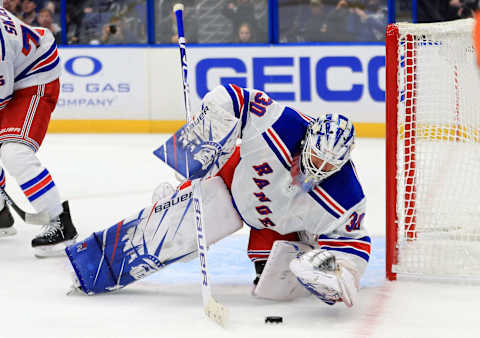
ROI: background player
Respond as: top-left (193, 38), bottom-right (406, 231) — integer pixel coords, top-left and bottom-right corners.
top-left (67, 84), bottom-right (369, 308)
top-left (0, 6), bottom-right (77, 257)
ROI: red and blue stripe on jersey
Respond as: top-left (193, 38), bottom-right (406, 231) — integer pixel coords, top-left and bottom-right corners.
top-left (20, 168), bottom-right (55, 202)
top-left (263, 127), bottom-right (294, 170)
top-left (308, 161), bottom-right (365, 219)
top-left (0, 168), bottom-right (5, 189)
top-left (317, 234), bottom-right (371, 262)
top-left (309, 185), bottom-right (347, 218)
top-left (262, 106), bottom-right (311, 170)
top-left (14, 41), bottom-right (59, 83)
top-left (223, 84), bottom-right (250, 134)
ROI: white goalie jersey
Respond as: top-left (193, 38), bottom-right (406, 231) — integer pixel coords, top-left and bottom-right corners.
top-left (197, 84), bottom-right (370, 276)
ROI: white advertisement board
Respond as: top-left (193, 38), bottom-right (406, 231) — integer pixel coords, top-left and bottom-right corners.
top-left (185, 45), bottom-right (385, 122)
top-left (56, 45), bottom-right (385, 124)
top-left (55, 48), bottom-right (148, 120)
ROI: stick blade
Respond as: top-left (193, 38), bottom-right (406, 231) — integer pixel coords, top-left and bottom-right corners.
top-left (205, 297), bottom-right (228, 327)
top-left (25, 211), bottom-right (50, 225)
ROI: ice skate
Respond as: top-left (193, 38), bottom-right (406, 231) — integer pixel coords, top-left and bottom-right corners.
top-left (31, 201), bottom-right (78, 257)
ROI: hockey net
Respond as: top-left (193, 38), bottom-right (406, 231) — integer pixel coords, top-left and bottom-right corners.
top-left (386, 19), bottom-right (480, 280)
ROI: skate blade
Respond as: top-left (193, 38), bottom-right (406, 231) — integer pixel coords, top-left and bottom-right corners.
top-left (0, 227), bottom-right (17, 237)
top-left (34, 238), bottom-right (77, 258)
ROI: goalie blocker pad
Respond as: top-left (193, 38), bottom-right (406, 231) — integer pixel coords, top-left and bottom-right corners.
top-left (153, 102), bottom-right (240, 180)
top-left (65, 177), bottom-right (242, 295)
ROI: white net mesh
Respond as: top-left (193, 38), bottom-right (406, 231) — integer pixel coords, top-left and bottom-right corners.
top-left (394, 19), bottom-right (480, 278)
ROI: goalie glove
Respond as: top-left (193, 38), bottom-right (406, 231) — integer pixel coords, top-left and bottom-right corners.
top-left (289, 249), bottom-right (358, 307)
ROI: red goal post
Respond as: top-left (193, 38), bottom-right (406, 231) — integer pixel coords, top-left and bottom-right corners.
top-left (386, 19), bottom-right (480, 281)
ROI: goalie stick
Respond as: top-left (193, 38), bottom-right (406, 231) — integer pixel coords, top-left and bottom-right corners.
top-left (0, 188), bottom-right (49, 225)
top-left (173, 3), bottom-right (228, 326)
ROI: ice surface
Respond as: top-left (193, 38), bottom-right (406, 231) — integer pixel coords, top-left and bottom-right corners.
top-left (0, 135), bottom-right (476, 338)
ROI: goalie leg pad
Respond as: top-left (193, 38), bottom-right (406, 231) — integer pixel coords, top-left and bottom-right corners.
top-left (66, 176), bottom-right (242, 294)
top-left (253, 240), bottom-right (313, 301)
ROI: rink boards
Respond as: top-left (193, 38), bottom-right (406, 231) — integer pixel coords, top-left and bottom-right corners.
top-left (51, 44), bottom-right (385, 137)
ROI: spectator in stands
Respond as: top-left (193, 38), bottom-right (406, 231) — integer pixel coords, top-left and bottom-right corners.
top-left (278, 0), bottom-right (306, 43)
top-left (65, 12), bottom-right (79, 44)
top-left (101, 17), bottom-right (125, 44)
top-left (300, 0), bottom-right (330, 42)
top-left (297, 0), bottom-right (384, 43)
top-left (417, 0), bottom-right (456, 22)
top-left (37, 8), bottom-right (61, 43)
top-left (101, 16), bottom-right (144, 44)
top-left (65, 6), bottom-right (79, 44)
top-left (346, 0), bottom-right (387, 41)
top-left (43, 1), bottom-right (60, 24)
top-left (223, 0), bottom-right (259, 42)
top-left (322, 0), bottom-right (387, 42)
top-left (77, 0), bottom-right (116, 44)
top-left (280, 0), bottom-right (371, 43)
top-left (449, 0), bottom-right (477, 19)
top-left (21, 0), bottom-right (38, 26)
top-left (76, 0), bottom-right (147, 44)
top-left (320, 0), bottom-right (352, 42)
top-left (236, 21), bottom-right (256, 43)
top-left (365, 0), bottom-right (387, 40)
top-left (66, 0), bottom-right (89, 44)
top-left (417, 0), bottom-right (477, 22)
top-left (119, 0), bottom-right (147, 44)
top-left (4, 0), bottom-right (22, 17)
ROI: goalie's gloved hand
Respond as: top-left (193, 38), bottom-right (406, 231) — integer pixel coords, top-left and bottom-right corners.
top-left (289, 249), bottom-right (358, 307)
top-left (306, 249), bottom-right (337, 271)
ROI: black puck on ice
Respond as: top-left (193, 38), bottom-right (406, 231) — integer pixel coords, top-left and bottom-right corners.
top-left (265, 316), bottom-right (283, 324)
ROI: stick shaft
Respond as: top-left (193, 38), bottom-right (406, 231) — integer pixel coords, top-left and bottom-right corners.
top-left (173, 4), bottom-right (227, 326)
top-left (174, 5), bottom-right (192, 120)
top-left (174, 2), bottom-right (212, 296)
top-left (0, 188), bottom-right (49, 225)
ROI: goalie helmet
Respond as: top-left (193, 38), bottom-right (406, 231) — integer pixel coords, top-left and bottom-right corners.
top-left (299, 113), bottom-right (355, 187)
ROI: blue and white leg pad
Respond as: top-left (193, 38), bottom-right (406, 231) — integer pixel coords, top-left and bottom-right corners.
top-left (65, 177), bottom-right (243, 295)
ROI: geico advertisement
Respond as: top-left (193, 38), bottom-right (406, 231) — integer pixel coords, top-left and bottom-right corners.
top-left (56, 48), bottom-right (148, 119)
top-left (187, 45), bottom-right (385, 123)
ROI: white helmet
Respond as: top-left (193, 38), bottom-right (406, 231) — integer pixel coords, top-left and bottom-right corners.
top-left (299, 113), bottom-right (355, 187)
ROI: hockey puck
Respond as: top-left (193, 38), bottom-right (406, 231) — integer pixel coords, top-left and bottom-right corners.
top-left (265, 316), bottom-right (283, 324)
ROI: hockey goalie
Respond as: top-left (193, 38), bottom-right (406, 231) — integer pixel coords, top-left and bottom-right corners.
top-left (66, 84), bottom-right (370, 307)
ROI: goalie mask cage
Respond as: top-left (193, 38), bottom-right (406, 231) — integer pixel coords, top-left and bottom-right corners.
top-left (386, 19), bottom-right (480, 281)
